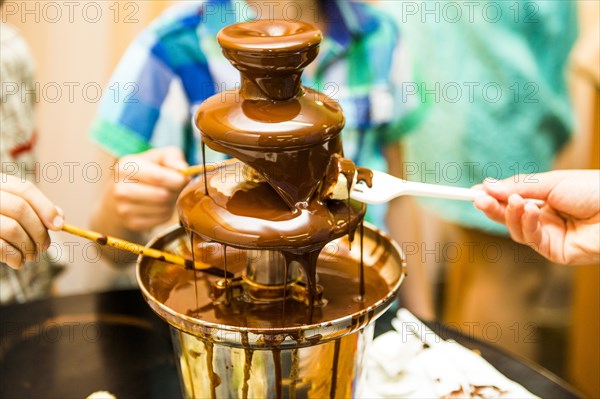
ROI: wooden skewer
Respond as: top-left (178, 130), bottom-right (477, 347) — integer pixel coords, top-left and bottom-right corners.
top-left (178, 159), bottom-right (237, 176)
top-left (179, 164), bottom-right (207, 176)
top-left (61, 223), bottom-right (231, 277)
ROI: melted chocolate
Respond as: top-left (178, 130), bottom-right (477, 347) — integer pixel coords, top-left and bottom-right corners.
top-left (174, 19), bottom-right (376, 338)
top-left (149, 25), bottom-right (392, 382)
top-left (198, 90), bottom-right (343, 209)
top-left (330, 339), bottom-right (341, 398)
top-left (201, 141), bottom-right (209, 195)
top-left (359, 221), bottom-right (365, 301)
top-left (321, 154), bottom-right (374, 199)
top-left (189, 232), bottom-right (199, 313)
top-left (338, 156), bottom-right (357, 193)
top-left (178, 164), bottom-right (365, 250)
top-left (217, 20), bottom-right (322, 102)
top-left (148, 249), bottom-right (390, 328)
top-left (204, 341), bottom-right (220, 399)
top-left (273, 349), bottom-right (283, 399)
top-left (141, 20), bottom-right (405, 399)
top-left (197, 20), bottom-right (343, 209)
top-left (289, 348), bottom-right (299, 399)
top-left (242, 348), bottom-right (253, 399)
top-left (357, 166), bottom-right (374, 188)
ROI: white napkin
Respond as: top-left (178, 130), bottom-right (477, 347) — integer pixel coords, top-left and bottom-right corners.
top-left (362, 309), bottom-right (539, 398)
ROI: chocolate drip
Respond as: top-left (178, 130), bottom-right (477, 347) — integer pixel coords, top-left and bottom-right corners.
top-left (201, 141), bottom-right (208, 195)
top-left (189, 232), bottom-right (200, 311)
top-left (156, 251), bottom-right (389, 328)
top-left (199, 80), bottom-right (342, 207)
top-left (217, 20), bottom-right (321, 101)
top-left (222, 244), bottom-right (229, 305)
top-left (344, 159), bottom-right (353, 250)
top-left (205, 341), bottom-right (220, 399)
top-left (289, 348), bottom-right (299, 399)
top-left (330, 339), bottom-right (341, 398)
top-left (356, 167), bottom-right (374, 187)
top-left (347, 201), bottom-right (352, 251)
top-left (359, 221), bottom-right (365, 301)
top-left (273, 349), bottom-right (282, 399)
top-left (178, 170), bottom-right (365, 250)
top-left (338, 157), bottom-right (357, 193)
top-left (179, 331), bottom-right (196, 398)
top-left (242, 348), bottom-right (253, 399)
top-left (282, 259), bottom-right (288, 327)
top-left (282, 249), bottom-right (323, 322)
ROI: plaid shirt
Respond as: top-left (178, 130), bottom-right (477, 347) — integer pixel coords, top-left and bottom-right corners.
top-left (90, 0), bottom-right (406, 182)
top-left (0, 23), bottom-right (62, 304)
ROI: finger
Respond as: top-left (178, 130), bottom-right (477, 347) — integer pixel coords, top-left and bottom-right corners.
top-left (115, 202), bottom-right (175, 221)
top-left (140, 147), bottom-right (189, 184)
top-left (118, 156), bottom-right (188, 192)
top-left (122, 214), bottom-right (177, 232)
top-left (482, 172), bottom-right (564, 202)
top-left (473, 195), bottom-right (507, 224)
top-left (521, 201), bottom-right (543, 248)
top-left (0, 215), bottom-right (38, 262)
top-left (2, 175), bottom-right (62, 231)
top-left (505, 194), bottom-right (527, 243)
top-left (0, 239), bottom-right (24, 269)
top-left (153, 146), bottom-right (189, 171)
top-left (113, 182), bottom-right (179, 206)
top-left (0, 191), bottom-right (51, 249)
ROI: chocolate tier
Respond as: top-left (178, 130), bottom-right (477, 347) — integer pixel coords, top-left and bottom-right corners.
top-left (178, 20), bottom-right (366, 252)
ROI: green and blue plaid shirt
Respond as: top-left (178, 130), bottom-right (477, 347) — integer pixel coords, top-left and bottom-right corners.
top-left (90, 0), bottom-right (408, 225)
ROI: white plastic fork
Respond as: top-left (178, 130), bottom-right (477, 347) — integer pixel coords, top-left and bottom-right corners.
top-left (350, 170), bottom-right (545, 206)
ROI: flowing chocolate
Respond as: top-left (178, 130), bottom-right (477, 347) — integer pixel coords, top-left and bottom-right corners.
top-left (196, 20), bottom-right (344, 209)
top-left (178, 162), bottom-right (365, 250)
top-left (150, 250), bottom-right (390, 328)
top-left (178, 19), bottom-right (368, 320)
top-left (174, 19), bottom-right (382, 336)
top-left (139, 21), bottom-right (407, 399)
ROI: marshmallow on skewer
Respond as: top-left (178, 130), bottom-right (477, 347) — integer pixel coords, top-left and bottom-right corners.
top-left (321, 155), bottom-right (358, 200)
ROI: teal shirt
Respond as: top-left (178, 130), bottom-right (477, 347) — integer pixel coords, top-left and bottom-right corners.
top-left (390, 0), bottom-right (577, 234)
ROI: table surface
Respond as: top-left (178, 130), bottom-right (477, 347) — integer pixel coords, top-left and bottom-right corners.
top-left (0, 289), bottom-right (582, 399)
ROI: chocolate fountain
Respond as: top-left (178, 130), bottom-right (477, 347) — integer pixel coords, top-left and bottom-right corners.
top-left (137, 20), bottom-right (405, 399)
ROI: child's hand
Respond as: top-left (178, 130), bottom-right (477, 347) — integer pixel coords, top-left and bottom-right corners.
top-left (1, 174), bottom-right (63, 269)
top-left (474, 170), bottom-right (600, 265)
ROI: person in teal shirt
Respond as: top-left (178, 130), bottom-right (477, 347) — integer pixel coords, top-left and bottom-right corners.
top-left (386, 0), bottom-right (578, 364)
top-left (397, 0), bottom-right (576, 232)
